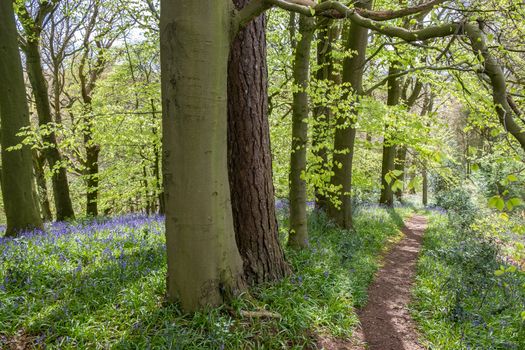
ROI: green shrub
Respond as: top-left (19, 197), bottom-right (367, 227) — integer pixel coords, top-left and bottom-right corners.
top-left (413, 213), bottom-right (525, 350)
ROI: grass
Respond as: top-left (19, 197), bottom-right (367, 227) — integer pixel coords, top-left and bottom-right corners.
top-left (0, 206), bottom-right (406, 349)
top-left (412, 211), bottom-right (525, 350)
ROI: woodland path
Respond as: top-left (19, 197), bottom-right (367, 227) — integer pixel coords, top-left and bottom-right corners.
top-left (322, 215), bottom-right (428, 350)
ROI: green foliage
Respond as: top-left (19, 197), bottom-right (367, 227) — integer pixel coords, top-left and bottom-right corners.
top-left (434, 186), bottom-right (478, 230)
top-left (0, 207), bottom-right (405, 348)
top-left (413, 212), bottom-right (525, 349)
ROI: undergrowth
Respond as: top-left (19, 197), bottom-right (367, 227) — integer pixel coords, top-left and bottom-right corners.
top-left (413, 212), bottom-right (525, 349)
top-left (0, 207), bottom-right (404, 349)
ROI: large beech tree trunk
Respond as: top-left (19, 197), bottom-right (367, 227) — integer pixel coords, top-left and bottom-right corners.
top-left (160, 0), bottom-right (246, 311)
top-left (24, 41), bottom-right (75, 221)
top-left (328, 0), bottom-right (371, 229)
top-left (0, 0), bottom-right (43, 236)
top-left (288, 15), bottom-right (315, 249)
top-left (228, 0), bottom-right (290, 284)
top-left (379, 64), bottom-right (401, 207)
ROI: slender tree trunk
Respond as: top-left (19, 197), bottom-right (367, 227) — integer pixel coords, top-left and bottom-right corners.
top-left (328, 0), bottom-right (371, 229)
top-left (33, 151), bottom-right (53, 222)
top-left (288, 15), bottom-right (315, 249)
top-left (84, 116), bottom-right (100, 217)
top-left (24, 42), bottom-right (75, 221)
top-left (228, 0), bottom-right (290, 284)
top-left (393, 79), bottom-right (422, 202)
top-left (394, 146), bottom-right (407, 201)
top-left (142, 164), bottom-right (151, 214)
top-left (0, 0), bottom-right (43, 236)
top-left (312, 15), bottom-right (336, 212)
top-left (379, 64), bottom-right (401, 207)
top-left (160, 0), bottom-right (246, 311)
top-left (422, 164), bottom-right (428, 206)
top-left (151, 100), bottom-right (164, 214)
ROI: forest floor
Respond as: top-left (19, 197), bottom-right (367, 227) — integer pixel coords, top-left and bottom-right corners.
top-left (349, 215), bottom-right (428, 350)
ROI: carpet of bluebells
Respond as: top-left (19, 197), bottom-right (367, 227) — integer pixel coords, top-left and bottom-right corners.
top-left (0, 214), bottom-right (165, 348)
top-left (0, 207), bottom-right (407, 349)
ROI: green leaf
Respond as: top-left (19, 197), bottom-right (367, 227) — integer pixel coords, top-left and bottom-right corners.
top-left (495, 197), bottom-right (505, 211)
top-left (471, 163), bottom-right (479, 172)
top-left (506, 174), bottom-right (518, 182)
top-left (392, 170), bottom-right (403, 177)
top-left (509, 197), bottom-right (522, 207)
top-left (392, 180), bottom-right (403, 192)
top-left (385, 173), bottom-right (392, 185)
top-left (488, 195), bottom-right (500, 208)
top-left (507, 265), bottom-right (517, 273)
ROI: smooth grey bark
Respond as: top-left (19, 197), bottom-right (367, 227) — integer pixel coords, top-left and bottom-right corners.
top-left (327, 0), bottom-right (371, 229)
top-left (160, 0), bottom-right (246, 311)
top-left (288, 14), bottom-right (315, 249)
top-left (228, 0), bottom-right (290, 284)
top-left (0, 0), bottom-right (43, 236)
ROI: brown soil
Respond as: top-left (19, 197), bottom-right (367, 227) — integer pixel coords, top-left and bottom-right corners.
top-left (350, 215), bottom-right (428, 350)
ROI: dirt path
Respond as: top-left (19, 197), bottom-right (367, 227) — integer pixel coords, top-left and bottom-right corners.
top-left (351, 215), bottom-right (428, 350)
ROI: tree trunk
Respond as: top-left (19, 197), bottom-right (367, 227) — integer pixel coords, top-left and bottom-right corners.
top-left (0, 0), bottom-right (43, 236)
top-left (312, 15), bottom-right (336, 212)
top-left (24, 41), bottom-right (75, 221)
top-left (84, 119), bottom-right (100, 217)
top-left (33, 151), bottom-right (53, 222)
top-left (160, 0), bottom-right (246, 311)
top-left (394, 146), bottom-right (407, 201)
top-left (379, 64), bottom-right (401, 207)
top-left (151, 99), bottom-right (164, 214)
top-left (328, 0), bottom-right (371, 229)
top-left (393, 79), bottom-right (422, 202)
top-left (288, 15), bottom-right (315, 249)
top-left (227, 0), bottom-right (290, 284)
top-left (422, 164), bottom-right (428, 206)
top-left (464, 23), bottom-right (525, 152)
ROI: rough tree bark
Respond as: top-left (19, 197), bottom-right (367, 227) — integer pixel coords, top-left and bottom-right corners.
top-left (288, 15), bottom-right (315, 249)
top-left (161, 0), bottom-right (247, 311)
top-left (228, 0), bottom-right (290, 284)
top-left (0, 0), bottom-right (43, 236)
top-left (328, 0), bottom-right (371, 229)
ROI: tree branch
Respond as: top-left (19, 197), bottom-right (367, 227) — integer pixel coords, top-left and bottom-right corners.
top-left (355, 0), bottom-right (447, 21)
top-left (235, 0), bottom-right (450, 37)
